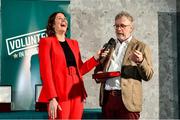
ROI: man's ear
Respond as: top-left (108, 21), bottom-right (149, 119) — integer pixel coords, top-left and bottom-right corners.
top-left (130, 25), bottom-right (134, 32)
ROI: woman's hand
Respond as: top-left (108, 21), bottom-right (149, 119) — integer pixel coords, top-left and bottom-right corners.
top-left (48, 98), bottom-right (62, 119)
top-left (94, 49), bottom-right (110, 61)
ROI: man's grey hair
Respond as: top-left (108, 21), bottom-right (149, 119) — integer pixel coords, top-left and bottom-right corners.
top-left (115, 11), bottom-right (134, 22)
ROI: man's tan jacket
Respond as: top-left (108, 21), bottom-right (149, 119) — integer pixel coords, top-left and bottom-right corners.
top-left (94, 37), bottom-right (154, 112)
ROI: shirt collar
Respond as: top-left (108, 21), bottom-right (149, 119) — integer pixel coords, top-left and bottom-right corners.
top-left (117, 35), bottom-right (132, 44)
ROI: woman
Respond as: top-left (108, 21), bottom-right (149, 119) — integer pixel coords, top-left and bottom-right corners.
top-left (38, 12), bottom-right (108, 119)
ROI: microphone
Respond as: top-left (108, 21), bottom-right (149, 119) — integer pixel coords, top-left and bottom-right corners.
top-left (100, 38), bottom-right (116, 63)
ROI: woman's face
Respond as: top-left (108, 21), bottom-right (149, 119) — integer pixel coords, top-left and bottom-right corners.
top-left (53, 13), bottom-right (68, 34)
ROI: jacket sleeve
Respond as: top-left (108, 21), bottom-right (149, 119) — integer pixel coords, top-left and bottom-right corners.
top-left (137, 45), bottom-right (154, 81)
top-left (76, 41), bottom-right (99, 76)
top-left (39, 38), bottom-right (57, 100)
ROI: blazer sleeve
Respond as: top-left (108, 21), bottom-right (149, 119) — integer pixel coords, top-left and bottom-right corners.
top-left (39, 38), bottom-right (57, 100)
top-left (76, 41), bottom-right (99, 76)
top-left (137, 44), bottom-right (154, 81)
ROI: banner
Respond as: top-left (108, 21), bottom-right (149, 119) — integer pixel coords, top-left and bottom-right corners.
top-left (0, 0), bottom-right (70, 110)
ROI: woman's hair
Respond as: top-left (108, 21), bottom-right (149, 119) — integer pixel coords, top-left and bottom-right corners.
top-left (46, 12), bottom-right (66, 37)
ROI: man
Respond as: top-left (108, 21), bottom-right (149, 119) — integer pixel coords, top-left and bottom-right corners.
top-left (94, 11), bottom-right (154, 119)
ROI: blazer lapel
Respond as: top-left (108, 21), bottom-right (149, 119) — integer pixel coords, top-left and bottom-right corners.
top-left (53, 37), bottom-right (67, 67)
top-left (65, 38), bottom-right (78, 65)
top-left (122, 38), bottom-right (138, 65)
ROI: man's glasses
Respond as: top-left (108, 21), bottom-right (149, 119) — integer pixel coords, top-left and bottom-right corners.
top-left (113, 24), bottom-right (131, 29)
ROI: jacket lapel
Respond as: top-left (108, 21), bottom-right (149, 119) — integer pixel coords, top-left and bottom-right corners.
top-left (52, 37), bottom-right (68, 67)
top-left (122, 38), bottom-right (138, 65)
top-left (65, 38), bottom-right (78, 66)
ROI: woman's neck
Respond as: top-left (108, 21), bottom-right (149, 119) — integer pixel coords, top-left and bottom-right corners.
top-left (56, 33), bottom-right (65, 42)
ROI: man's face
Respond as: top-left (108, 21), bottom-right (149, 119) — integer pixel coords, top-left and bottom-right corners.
top-left (114, 16), bottom-right (133, 41)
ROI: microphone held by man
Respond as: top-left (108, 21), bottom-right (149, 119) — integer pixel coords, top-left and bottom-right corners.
top-left (99, 38), bottom-right (116, 64)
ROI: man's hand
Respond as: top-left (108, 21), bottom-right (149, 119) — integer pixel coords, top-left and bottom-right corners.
top-left (129, 50), bottom-right (143, 64)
